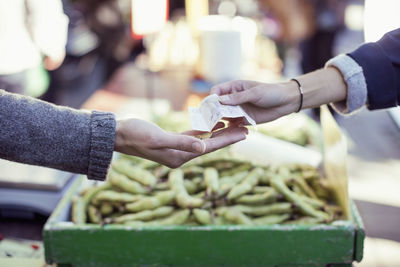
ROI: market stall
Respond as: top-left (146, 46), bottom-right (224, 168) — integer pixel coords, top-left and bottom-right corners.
top-left (43, 101), bottom-right (364, 266)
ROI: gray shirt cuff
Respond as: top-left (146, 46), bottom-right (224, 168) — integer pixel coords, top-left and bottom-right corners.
top-left (325, 54), bottom-right (368, 115)
top-left (87, 111), bottom-right (116, 181)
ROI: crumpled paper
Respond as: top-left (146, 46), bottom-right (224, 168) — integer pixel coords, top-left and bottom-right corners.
top-left (189, 94), bottom-right (256, 132)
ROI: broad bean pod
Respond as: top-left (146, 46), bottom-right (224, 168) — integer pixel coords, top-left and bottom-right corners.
top-left (193, 209), bottom-right (211, 225)
top-left (271, 177), bottom-right (330, 220)
top-left (112, 159), bottom-right (157, 187)
top-left (111, 206), bottom-right (174, 223)
top-left (204, 168), bottom-right (219, 196)
top-left (125, 191), bottom-right (175, 212)
top-left (108, 169), bottom-right (149, 194)
top-left (252, 214), bottom-right (290, 225)
top-left (169, 169), bottom-right (204, 208)
top-left (227, 167), bottom-right (263, 200)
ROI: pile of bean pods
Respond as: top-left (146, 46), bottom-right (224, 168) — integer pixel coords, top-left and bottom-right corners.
top-left (72, 152), bottom-right (343, 226)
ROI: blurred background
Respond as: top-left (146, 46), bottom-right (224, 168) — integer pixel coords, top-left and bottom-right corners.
top-left (0, 0), bottom-right (400, 266)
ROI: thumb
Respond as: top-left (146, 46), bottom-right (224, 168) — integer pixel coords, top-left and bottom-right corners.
top-left (161, 133), bottom-right (206, 153)
top-left (218, 89), bottom-right (257, 105)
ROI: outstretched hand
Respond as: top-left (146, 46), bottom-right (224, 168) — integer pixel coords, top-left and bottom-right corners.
top-left (211, 68), bottom-right (348, 125)
top-left (210, 80), bottom-right (299, 124)
top-left (114, 119), bottom-right (248, 168)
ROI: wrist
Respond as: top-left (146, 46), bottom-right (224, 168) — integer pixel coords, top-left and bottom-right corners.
top-left (295, 68), bottom-right (347, 110)
top-left (281, 80), bottom-right (303, 115)
top-left (114, 120), bottom-right (126, 152)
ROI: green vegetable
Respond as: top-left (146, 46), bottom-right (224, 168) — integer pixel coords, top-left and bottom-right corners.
top-left (100, 203), bottom-right (114, 216)
top-left (204, 168), bottom-right (219, 196)
top-left (92, 190), bottom-right (141, 204)
top-left (125, 210), bottom-right (191, 226)
top-left (271, 177), bottom-right (330, 220)
top-left (87, 205), bottom-right (101, 224)
top-left (112, 159), bottom-right (157, 187)
top-left (169, 169), bottom-right (204, 208)
top-left (73, 153), bottom-right (340, 227)
top-left (72, 196), bottom-right (86, 224)
top-left (235, 190), bottom-right (280, 205)
top-left (108, 169), bottom-right (149, 195)
top-left (125, 191), bottom-right (175, 212)
top-left (227, 168), bottom-right (263, 200)
top-left (72, 182), bottom-right (111, 224)
top-left (235, 203), bottom-right (292, 216)
top-left (223, 208), bottom-right (253, 225)
top-left (110, 206), bottom-right (174, 223)
top-left (253, 214), bottom-right (290, 225)
top-left (220, 163), bottom-right (252, 177)
top-left (193, 209), bottom-right (211, 225)
top-left (184, 179), bottom-right (198, 194)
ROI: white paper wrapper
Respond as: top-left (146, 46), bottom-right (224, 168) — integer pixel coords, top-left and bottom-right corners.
top-left (189, 94), bottom-right (256, 132)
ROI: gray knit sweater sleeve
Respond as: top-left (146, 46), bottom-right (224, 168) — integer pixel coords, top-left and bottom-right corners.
top-left (325, 54), bottom-right (368, 115)
top-left (0, 89), bottom-right (115, 181)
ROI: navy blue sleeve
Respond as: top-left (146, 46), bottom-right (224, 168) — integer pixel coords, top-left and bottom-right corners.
top-left (347, 28), bottom-right (400, 110)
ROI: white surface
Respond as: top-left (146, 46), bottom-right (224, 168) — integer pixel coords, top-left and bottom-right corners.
top-left (200, 26), bottom-right (242, 82)
top-left (0, 0), bottom-right (68, 74)
top-left (131, 0), bottom-right (167, 35)
top-left (364, 0), bottom-right (400, 42)
top-left (231, 132), bottom-right (322, 167)
top-left (354, 237), bottom-right (400, 267)
top-left (348, 155), bottom-right (400, 208)
top-left (0, 159), bottom-right (72, 190)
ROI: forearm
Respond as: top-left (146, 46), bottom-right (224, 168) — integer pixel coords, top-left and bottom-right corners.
top-left (284, 67), bottom-right (347, 112)
top-left (0, 90), bottom-right (115, 180)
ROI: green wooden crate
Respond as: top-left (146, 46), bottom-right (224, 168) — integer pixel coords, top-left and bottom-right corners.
top-left (43, 176), bottom-right (364, 267)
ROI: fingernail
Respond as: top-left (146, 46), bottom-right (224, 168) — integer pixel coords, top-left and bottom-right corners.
top-left (192, 141), bottom-right (205, 153)
top-left (219, 95), bottom-right (230, 102)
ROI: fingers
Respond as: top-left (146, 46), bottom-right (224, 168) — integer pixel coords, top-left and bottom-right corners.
top-left (162, 121), bottom-right (228, 154)
top-left (203, 126), bottom-right (248, 153)
top-left (210, 81), bottom-right (234, 95)
top-left (161, 133), bottom-right (206, 153)
top-left (217, 89), bottom-right (259, 105)
top-left (210, 80), bottom-right (245, 95)
top-left (226, 117), bottom-right (246, 127)
top-left (211, 80), bottom-right (261, 96)
top-left (182, 121), bottom-right (225, 136)
top-left (142, 126), bottom-right (248, 168)
top-left (166, 126), bottom-right (247, 167)
top-left (212, 121), bottom-right (226, 131)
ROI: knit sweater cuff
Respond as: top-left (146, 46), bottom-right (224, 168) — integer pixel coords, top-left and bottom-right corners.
top-left (325, 54), bottom-right (368, 115)
top-left (87, 111), bottom-right (116, 181)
